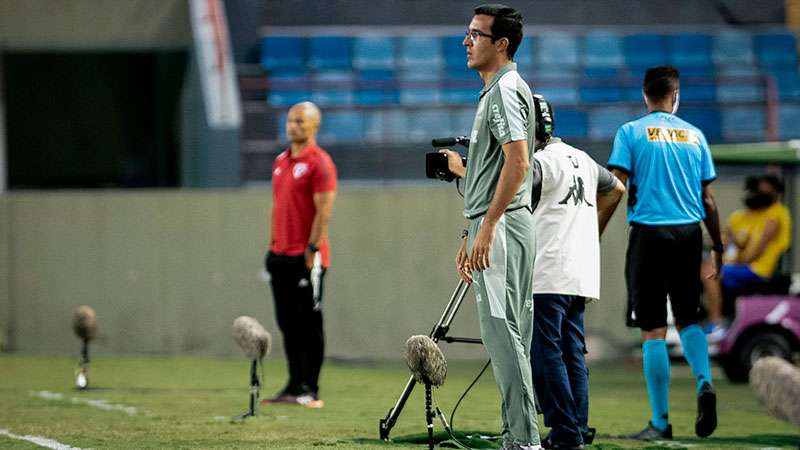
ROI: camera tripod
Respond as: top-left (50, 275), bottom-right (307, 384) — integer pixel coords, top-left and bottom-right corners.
top-left (379, 280), bottom-right (483, 441)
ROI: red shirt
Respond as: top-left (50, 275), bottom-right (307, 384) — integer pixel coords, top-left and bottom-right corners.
top-left (270, 143), bottom-right (337, 267)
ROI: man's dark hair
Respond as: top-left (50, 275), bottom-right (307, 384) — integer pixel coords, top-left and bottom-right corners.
top-left (760, 174), bottom-right (785, 194)
top-left (643, 66), bottom-right (680, 101)
top-left (473, 4), bottom-right (523, 59)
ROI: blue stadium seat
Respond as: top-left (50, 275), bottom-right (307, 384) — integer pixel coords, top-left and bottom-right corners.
top-left (583, 31), bottom-right (624, 68)
top-left (261, 36), bottom-right (305, 71)
top-left (399, 87), bottom-right (442, 105)
top-left (678, 107), bottom-right (722, 142)
top-left (364, 109), bottom-right (407, 142)
top-left (721, 106), bottom-right (765, 141)
top-left (535, 32), bottom-right (579, 69)
top-left (399, 36), bottom-right (444, 69)
top-left (405, 110), bottom-right (453, 141)
top-left (267, 89), bottom-right (311, 107)
top-left (712, 31), bottom-right (755, 67)
top-left (398, 67), bottom-right (442, 82)
top-left (716, 78), bottom-right (765, 103)
top-left (754, 31), bottom-right (798, 70)
top-left (532, 66), bottom-right (580, 81)
top-left (779, 104), bottom-right (800, 139)
top-left (554, 109), bottom-right (588, 140)
top-left (311, 89), bottom-right (354, 106)
top-left (311, 69), bottom-right (354, 106)
top-left (537, 84), bottom-right (580, 106)
top-left (308, 36), bottom-right (352, 70)
top-left (319, 110), bottom-right (364, 143)
top-left (452, 108), bottom-right (476, 135)
top-left (579, 79), bottom-right (622, 103)
top-left (443, 86), bottom-right (479, 105)
top-left (588, 106), bottom-right (637, 140)
top-left (667, 33), bottom-right (713, 69)
top-left (443, 35), bottom-right (467, 68)
top-left (680, 78), bottom-right (717, 102)
top-left (773, 70), bottom-right (800, 101)
top-left (353, 35), bottom-right (395, 70)
top-left (515, 36), bottom-right (535, 74)
top-left (355, 69), bottom-right (397, 105)
top-left (716, 65), bottom-right (761, 77)
top-left (623, 34), bottom-right (667, 71)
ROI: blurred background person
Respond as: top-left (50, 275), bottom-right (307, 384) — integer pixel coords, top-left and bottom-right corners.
top-left (264, 101), bottom-right (337, 408)
top-left (701, 174), bottom-right (792, 332)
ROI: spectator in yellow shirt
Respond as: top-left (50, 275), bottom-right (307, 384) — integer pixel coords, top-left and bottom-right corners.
top-left (702, 175), bottom-right (792, 327)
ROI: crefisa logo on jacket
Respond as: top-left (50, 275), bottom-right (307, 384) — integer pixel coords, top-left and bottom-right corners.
top-left (293, 163), bottom-right (308, 179)
top-left (491, 104), bottom-right (507, 137)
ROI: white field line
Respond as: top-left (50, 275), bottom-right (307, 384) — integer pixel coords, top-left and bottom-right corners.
top-left (30, 391), bottom-right (139, 415)
top-left (0, 428), bottom-right (89, 450)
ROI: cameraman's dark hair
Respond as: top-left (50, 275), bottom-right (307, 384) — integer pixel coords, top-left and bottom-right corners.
top-left (760, 174), bottom-right (785, 194)
top-left (473, 4), bottom-right (523, 59)
top-left (643, 66), bottom-right (680, 101)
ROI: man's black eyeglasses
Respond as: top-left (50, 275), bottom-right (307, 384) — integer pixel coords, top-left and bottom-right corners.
top-left (465, 29), bottom-right (495, 43)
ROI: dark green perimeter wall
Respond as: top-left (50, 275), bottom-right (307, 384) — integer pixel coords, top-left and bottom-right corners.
top-left (0, 181), bottom-right (776, 360)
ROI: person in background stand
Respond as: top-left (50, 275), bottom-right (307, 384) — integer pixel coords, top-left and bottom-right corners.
top-left (264, 101), bottom-right (337, 409)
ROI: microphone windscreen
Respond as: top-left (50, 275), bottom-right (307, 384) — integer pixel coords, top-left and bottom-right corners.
top-left (232, 316), bottom-right (271, 360)
top-left (750, 356), bottom-right (800, 426)
top-left (404, 335), bottom-right (447, 387)
top-left (73, 305), bottom-right (97, 342)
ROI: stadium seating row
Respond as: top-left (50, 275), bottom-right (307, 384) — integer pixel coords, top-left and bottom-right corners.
top-left (262, 31), bottom-right (798, 73)
top-left (274, 104), bottom-right (800, 144)
top-left (266, 72), bottom-right (800, 107)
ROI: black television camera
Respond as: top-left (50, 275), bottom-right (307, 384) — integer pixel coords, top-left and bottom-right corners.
top-left (425, 136), bottom-right (469, 182)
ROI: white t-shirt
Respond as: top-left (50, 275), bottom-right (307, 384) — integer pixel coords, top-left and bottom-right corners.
top-left (532, 139), bottom-right (615, 301)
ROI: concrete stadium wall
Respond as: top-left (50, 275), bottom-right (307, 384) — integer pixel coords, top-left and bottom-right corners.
top-left (0, 178), bottom-right (783, 360)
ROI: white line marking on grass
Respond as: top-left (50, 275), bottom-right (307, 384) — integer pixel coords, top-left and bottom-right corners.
top-left (0, 428), bottom-right (89, 450)
top-left (69, 397), bottom-right (138, 415)
top-left (30, 391), bottom-right (64, 400)
top-left (30, 391), bottom-right (139, 415)
top-left (653, 441), bottom-right (696, 448)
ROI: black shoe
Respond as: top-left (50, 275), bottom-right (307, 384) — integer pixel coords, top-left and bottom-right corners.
top-left (582, 427), bottom-right (596, 445)
top-left (627, 421), bottom-right (672, 440)
top-left (540, 433), bottom-right (584, 450)
top-left (696, 382), bottom-right (717, 438)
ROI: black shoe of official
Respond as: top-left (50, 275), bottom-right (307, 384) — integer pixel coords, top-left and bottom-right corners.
top-left (695, 382), bottom-right (717, 438)
top-left (627, 421), bottom-right (673, 441)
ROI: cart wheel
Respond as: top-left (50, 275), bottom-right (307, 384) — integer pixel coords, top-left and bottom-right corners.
top-left (722, 332), bottom-right (792, 383)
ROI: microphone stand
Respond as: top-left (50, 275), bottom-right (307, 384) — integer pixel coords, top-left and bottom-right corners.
top-left (379, 280), bottom-right (482, 441)
top-left (234, 359), bottom-right (260, 420)
top-left (75, 339), bottom-right (90, 390)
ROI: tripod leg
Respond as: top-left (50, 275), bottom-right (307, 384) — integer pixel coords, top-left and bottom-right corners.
top-left (379, 280), bottom-right (469, 441)
top-left (425, 383), bottom-right (434, 450)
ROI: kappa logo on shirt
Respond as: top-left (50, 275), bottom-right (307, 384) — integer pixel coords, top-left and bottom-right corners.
top-left (273, 167), bottom-right (282, 176)
top-left (293, 163), bottom-right (309, 179)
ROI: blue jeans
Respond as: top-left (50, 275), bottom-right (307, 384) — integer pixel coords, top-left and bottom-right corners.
top-left (531, 294), bottom-right (588, 447)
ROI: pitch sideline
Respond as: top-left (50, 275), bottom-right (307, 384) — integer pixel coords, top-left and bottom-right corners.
top-left (0, 428), bottom-right (88, 450)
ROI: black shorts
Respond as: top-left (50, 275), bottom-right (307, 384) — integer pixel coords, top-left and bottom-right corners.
top-left (625, 222), bottom-right (703, 330)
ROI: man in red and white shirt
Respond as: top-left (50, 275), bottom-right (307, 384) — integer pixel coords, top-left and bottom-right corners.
top-left (265, 102), bottom-right (337, 409)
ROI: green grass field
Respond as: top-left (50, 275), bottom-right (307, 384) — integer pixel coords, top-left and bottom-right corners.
top-left (0, 355), bottom-right (797, 449)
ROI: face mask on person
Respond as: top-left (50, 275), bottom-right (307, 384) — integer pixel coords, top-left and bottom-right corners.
top-left (743, 191), bottom-right (774, 209)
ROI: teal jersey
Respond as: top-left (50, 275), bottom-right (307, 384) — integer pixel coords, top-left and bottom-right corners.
top-left (608, 112), bottom-right (716, 225)
top-left (463, 63), bottom-right (535, 219)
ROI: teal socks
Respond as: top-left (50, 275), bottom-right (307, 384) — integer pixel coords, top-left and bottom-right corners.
top-left (643, 339), bottom-right (670, 431)
top-left (680, 324), bottom-right (712, 392)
